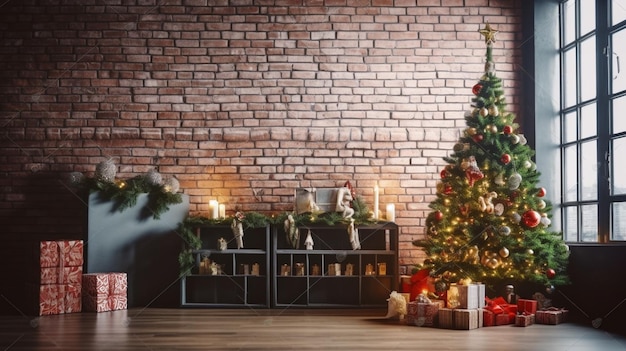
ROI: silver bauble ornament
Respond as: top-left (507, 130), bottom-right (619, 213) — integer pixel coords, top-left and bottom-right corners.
top-left (146, 169), bottom-right (163, 186)
top-left (499, 247), bottom-right (510, 258)
top-left (164, 176), bottom-right (180, 193)
top-left (95, 159), bottom-right (117, 183)
top-left (512, 212), bottom-right (522, 223)
top-left (510, 134), bottom-right (520, 144)
top-left (519, 134), bottom-right (528, 145)
top-left (508, 173), bottom-right (522, 190)
top-left (499, 225), bottom-right (511, 236)
top-left (68, 172), bottom-right (85, 186)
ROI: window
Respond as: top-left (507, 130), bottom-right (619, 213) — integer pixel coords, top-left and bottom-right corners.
top-left (559, 0), bottom-right (626, 242)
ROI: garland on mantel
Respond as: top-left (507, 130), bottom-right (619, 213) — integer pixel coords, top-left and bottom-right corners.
top-left (178, 196), bottom-right (378, 276)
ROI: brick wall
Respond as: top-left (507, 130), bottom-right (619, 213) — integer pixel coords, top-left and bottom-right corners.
top-left (0, 0), bottom-right (523, 270)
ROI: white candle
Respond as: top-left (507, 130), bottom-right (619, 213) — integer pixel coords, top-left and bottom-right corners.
top-left (374, 183), bottom-right (379, 220)
top-left (218, 204), bottom-right (226, 218)
top-left (386, 204), bottom-right (395, 222)
top-left (209, 200), bottom-right (219, 219)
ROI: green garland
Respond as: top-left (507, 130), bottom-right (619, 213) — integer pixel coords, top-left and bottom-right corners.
top-left (82, 175), bottom-right (183, 220)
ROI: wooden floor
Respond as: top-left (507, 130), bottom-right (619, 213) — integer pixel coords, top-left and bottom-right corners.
top-left (1, 308), bottom-right (626, 351)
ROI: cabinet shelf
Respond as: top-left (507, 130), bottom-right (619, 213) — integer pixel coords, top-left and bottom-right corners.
top-left (180, 224), bottom-right (270, 308)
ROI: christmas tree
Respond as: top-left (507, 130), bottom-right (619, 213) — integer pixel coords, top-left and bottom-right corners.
top-left (413, 24), bottom-right (569, 293)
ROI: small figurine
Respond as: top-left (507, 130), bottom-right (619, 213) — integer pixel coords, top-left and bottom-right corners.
top-left (384, 291), bottom-right (407, 320)
top-left (504, 284), bottom-right (519, 304)
top-left (217, 237), bottom-right (227, 251)
top-left (304, 230), bottom-right (314, 250)
top-left (335, 187), bottom-right (355, 219)
top-left (348, 218), bottom-right (361, 250)
top-left (284, 214), bottom-right (299, 249)
top-left (231, 218), bottom-right (244, 249)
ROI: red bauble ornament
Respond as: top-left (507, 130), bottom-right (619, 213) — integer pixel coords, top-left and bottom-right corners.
top-left (537, 187), bottom-right (546, 197)
top-left (443, 184), bottom-right (453, 195)
top-left (503, 125), bottom-right (513, 135)
top-left (472, 134), bottom-right (484, 143)
top-left (521, 210), bottom-right (541, 228)
top-left (433, 211), bottom-right (443, 221)
top-left (440, 169), bottom-right (449, 179)
top-left (501, 154), bottom-right (511, 164)
top-left (472, 84), bottom-right (482, 95)
top-left (546, 268), bottom-right (556, 279)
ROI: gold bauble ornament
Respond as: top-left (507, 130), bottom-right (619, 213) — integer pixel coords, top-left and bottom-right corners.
top-left (499, 247), bottom-right (510, 258)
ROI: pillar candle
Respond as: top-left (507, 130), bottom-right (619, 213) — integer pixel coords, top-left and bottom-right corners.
top-left (374, 183), bottom-right (379, 220)
top-left (218, 204), bottom-right (226, 218)
top-left (209, 200), bottom-right (219, 219)
top-left (386, 204), bottom-right (395, 222)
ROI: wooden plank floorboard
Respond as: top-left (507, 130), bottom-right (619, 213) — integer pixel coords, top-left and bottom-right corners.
top-left (1, 308), bottom-right (625, 350)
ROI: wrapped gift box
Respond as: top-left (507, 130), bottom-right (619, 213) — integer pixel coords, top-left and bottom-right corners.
top-left (515, 313), bottom-right (535, 327)
top-left (454, 309), bottom-right (480, 330)
top-left (536, 309), bottom-right (568, 325)
top-left (483, 297), bottom-right (517, 326)
top-left (83, 273), bottom-right (128, 312)
top-left (438, 308), bottom-right (455, 329)
top-left (517, 299), bottom-right (538, 315)
top-left (447, 283), bottom-right (484, 309)
top-left (38, 240), bottom-right (84, 316)
top-left (406, 301), bottom-right (440, 327)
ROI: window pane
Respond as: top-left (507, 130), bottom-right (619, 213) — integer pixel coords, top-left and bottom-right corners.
top-left (611, 29), bottom-right (626, 94)
top-left (581, 204), bottom-right (598, 242)
top-left (581, 0), bottom-right (596, 36)
top-left (612, 202), bottom-right (626, 241)
top-left (580, 103), bottom-right (597, 139)
top-left (564, 206), bottom-right (579, 242)
top-left (613, 95), bottom-right (626, 134)
top-left (563, 0), bottom-right (576, 45)
top-left (563, 145), bottom-right (578, 202)
top-left (563, 111), bottom-right (578, 143)
top-left (581, 140), bottom-right (597, 200)
top-left (564, 48), bottom-right (578, 108)
top-left (612, 136), bottom-right (626, 195)
top-left (612, 0), bottom-right (626, 25)
top-left (581, 36), bottom-right (597, 102)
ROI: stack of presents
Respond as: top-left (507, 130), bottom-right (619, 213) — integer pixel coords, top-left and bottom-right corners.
top-left (37, 240), bottom-right (128, 315)
top-left (400, 270), bottom-right (568, 329)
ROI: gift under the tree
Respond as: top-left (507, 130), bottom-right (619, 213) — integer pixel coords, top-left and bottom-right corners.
top-left (438, 308), bottom-right (481, 330)
top-left (483, 297), bottom-right (517, 326)
top-left (38, 240), bottom-right (84, 316)
top-left (515, 313), bottom-right (535, 327)
top-left (406, 301), bottom-right (440, 327)
top-left (446, 283), bottom-right (485, 309)
top-left (82, 273), bottom-right (128, 312)
top-left (536, 308), bottom-right (568, 325)
top-left (517, 299), bottom-right (538, 315)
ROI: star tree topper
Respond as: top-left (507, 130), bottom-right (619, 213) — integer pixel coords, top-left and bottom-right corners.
top-left (479, 23), bottom-right (498, 45)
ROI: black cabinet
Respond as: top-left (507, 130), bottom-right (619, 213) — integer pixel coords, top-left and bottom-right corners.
top-left (180, 224), bottom-right (271, 308)
top-left (272, 222), bottom-right (398, 307)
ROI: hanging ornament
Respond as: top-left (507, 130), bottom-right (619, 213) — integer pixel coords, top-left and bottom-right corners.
top-left (472, 83), bottom-right (482, 95)
top-left (440, 169), bottom-right (449, 179)
top-left (95, 159), bottom-right (117, 183)
top-left (522, 210), bottom-right (541, 228)
top-left (494, 173), bottom-right (506, 186)
top-left (499, 225), bottom-right (511, 236)
top-left (466, 127), bottom-right (477, 136)
top-left (479, 107), bottom-right (489, 117)
top-left (511, 212), bottom-right (522, 223)
top-left (526, 249), bottom-right (534, 255)
top-left (488, 105), bottom-right (499, 117)
top-left (510, 134), bottom-right (520, 144)
top-left (433, 211), bottom-right (443, 221)
top-left (503, 125), bottom-right (513, 135)
top-left (460, 158), bottom-right (470, 170)
top-left (485, 124), bottom-right (498, 134)
top-left (540, 214), bottom-right (551, 227)
top-left (508, 172), bottom-right (522, 190)
top-left (163, 176), bottom-right (180, 193)
top-left (494, 202), bottom-right (505, 216)
top-left (523, 160), bottom-right (532, 169)
top-left (460, 203), bottom-right (470, 216)
top-left (545, 285), bottom-right (555, 294)
top-left (465, 156), bottom-right (484, 186)
top-left (500, 154), bottom-right (511, 165)
top-left (146, 169), bottom-right (163, 186)
top-left (518, 134), bottom-right (528, 145)
top-left (499, 247), bottom-right (510, 258)
top-left (453, 143), bottom-right (470, 152)
top-left (537, 187), bottom-right (546, 197)
top-left (478, 192), bottom-right (497, 213)
top-left (472, 134), bottom-right (484, 143)
top-left (546, 268), bottom-right (556, 279)
top-left (537, 199), bottom-right (546, 210)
